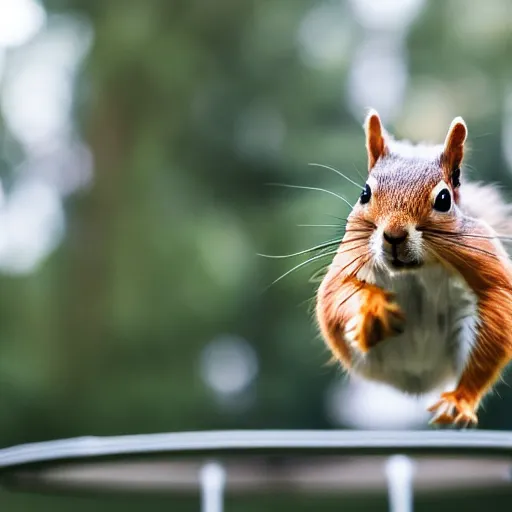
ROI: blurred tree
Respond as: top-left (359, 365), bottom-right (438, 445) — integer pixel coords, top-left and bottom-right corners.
top-left (0, 0), bottom-right (510, 451)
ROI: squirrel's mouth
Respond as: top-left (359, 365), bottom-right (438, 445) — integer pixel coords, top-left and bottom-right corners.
top-left (390, 258), bottom-right (423, 270)
top-left (387, 243), bottom-right (422, 270)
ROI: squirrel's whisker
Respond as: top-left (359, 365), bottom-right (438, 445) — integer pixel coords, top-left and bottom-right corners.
top-left (257, 238), bottom-right (342, 259)
top-left (293, 252), bottom-right (370, 309)
top-left (352, 162), bottom-right (366, 182)
top-left (307, 249), bottom-right (371, 288)
top-left (297, 224), bottom-right (342, 228)
top-left (265, 183), bottom-right (353, 208)
top-left (297, 295), bottom-right (317, 310)
top-left (322, 214), bottom-right (375, 229)
top-left (427, 244), bottom-right (483, 279)
top-left (343, 227), bottom-right (374, 233)
top-left (309, 266), bottom-right (329, 283)
top-left (424, 233), bottom-right (499, 260)
top-left (334, 242), bottom-right (370, 256)
top-left (455, 233), bottom-right (512, 243)
top-left (295, 224), bottom-right (370, 235)
top-left (267, 249), bottom-right (340, 288)
top-left (341, 252), bottom-right (371, 275)
top-left (324, 214), bottom-right (350, 222)
top-left (322, 250), bottom-right (371, 276)
top-left (419, 227), bottom-right (512, 242)
top-left (292, 252), bottom-right (370, 311)
top-left (338, 237), bottom-right (372, 249)
top-left (308, 163), bottom-right (364, 189)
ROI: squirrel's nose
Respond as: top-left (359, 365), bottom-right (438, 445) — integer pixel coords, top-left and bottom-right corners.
top-left (383, 229), bottom-right (408, 245)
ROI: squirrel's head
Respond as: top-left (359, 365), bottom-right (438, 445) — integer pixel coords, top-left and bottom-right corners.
top-left (347, 109), bottom-right (467, 272)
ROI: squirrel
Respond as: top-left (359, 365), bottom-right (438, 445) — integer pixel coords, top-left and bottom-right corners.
top-left (315, 109), bottom-right (512, 426)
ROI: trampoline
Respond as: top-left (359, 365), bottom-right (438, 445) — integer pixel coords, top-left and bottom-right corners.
top-left (0, 430), bottom-right (511, 511)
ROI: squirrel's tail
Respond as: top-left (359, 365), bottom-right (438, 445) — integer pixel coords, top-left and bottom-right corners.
top-left (459, 181), bottom-right (512, 242)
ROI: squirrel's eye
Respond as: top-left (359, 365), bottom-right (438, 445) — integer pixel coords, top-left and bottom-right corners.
top-left (452, 168), bottom-right (461, 188)
top-left (360, 183), bottom-right (371, 204)
top-left (433, 188), bottom-right (451, 212)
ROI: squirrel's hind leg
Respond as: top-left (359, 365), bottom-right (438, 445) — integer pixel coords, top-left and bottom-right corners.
top-left (427, 219), bottom-right (512, 426)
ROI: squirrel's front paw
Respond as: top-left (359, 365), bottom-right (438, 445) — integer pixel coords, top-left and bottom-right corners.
top-left (346, 286), bottom-right (405, 353)
top-left (428, 390), bottom-right (478, 427)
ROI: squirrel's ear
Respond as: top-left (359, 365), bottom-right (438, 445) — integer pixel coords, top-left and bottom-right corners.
top-left (364, 109), bottom-right (389, 171)
top-left (443, 116), bottom-right (467, 171)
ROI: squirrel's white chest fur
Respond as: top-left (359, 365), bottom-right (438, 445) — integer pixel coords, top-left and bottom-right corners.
top-left (352, 265), bottom-right (477, 395)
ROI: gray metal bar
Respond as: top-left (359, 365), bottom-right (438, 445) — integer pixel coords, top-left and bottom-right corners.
top-left (1, 430), bottom-right (512, 471)
top-left (385, 455), bottom-right (416, 512)
top-left (200, 462), bottom-right (226, 512)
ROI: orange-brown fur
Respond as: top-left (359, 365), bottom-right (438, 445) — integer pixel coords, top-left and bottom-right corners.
top-left (316, 110), bottom-right (512, 426)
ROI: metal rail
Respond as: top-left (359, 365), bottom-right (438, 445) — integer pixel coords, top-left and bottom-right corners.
top-left (0, 430), bottom-right (511, 512)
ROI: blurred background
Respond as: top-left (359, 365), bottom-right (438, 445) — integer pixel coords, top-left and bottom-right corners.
top-left (0, 0), bottom-right (512, 509)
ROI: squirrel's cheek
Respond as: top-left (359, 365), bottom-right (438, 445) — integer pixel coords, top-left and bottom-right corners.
top-left (368, 230), bottom-right (384, 259)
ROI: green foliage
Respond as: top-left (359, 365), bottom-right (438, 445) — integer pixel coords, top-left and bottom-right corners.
top-left (0, 0), bottom-right (511, 449)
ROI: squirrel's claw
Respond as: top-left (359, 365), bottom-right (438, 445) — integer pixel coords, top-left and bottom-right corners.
top-left (428, 391), bottom-right (478, 427)
top-left (348, 288), bottom-right (405, 353)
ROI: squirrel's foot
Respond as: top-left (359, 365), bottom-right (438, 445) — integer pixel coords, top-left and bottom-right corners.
top-left (428, 390), bottom-right (478, 427)
top-left (346, 286), bottom-right (405, 353)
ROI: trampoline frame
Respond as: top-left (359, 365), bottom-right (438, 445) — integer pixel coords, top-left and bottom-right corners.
top-left (1, 429), bottom-right (512, 512)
